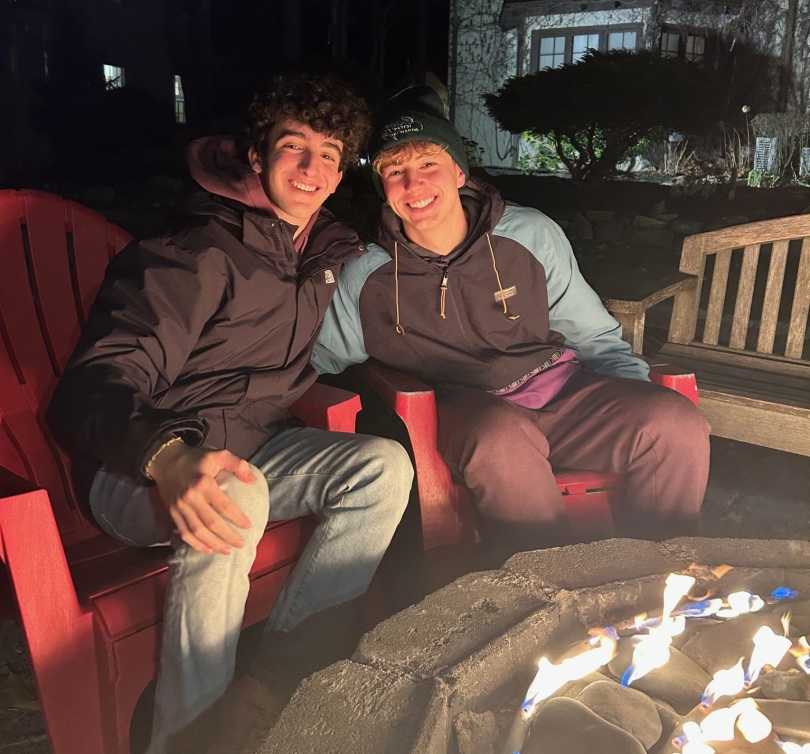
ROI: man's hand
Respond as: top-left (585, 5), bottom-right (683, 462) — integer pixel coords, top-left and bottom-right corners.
top-left (149, 442), bottom-right (257, 555)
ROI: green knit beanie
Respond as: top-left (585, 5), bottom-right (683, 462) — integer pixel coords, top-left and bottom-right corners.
top-left (368, 85), bottom-right (469, 196)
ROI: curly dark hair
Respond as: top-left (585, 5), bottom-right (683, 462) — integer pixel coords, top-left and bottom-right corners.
top-left (246, 74), bottom-right (371, 170)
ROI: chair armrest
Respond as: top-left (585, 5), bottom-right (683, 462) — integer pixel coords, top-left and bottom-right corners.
top-left (290, 382), bottom-right (362, 433)
top-left (645, 360), bottom-right (699, 406)
top-left (354, 363), bottom-right (471, 549)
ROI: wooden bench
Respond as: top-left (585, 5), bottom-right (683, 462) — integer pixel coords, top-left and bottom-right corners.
top-left (0, 189), bottom-right (362, 754)
top-left (608, 215), bottom-right (810, 457)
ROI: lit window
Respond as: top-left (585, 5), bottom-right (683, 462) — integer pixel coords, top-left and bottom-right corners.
top-left (685, 35), bottom-right (705, 62)
top-left (661, 32), bottom-right (680, 58)
top-left (103, 64), bottom-right (124, 88)
top-left (607, 31), bottom-right (637, 51)
top-left (174, 74), bottom-right (186, 124)
top-left (572, 34), bottom-right (600, 64)
top-left (539, 36), bottom-right (566, 70)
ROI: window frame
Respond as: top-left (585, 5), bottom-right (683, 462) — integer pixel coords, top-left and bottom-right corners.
top-left (103, 63), bottom-right (125, 88)
top-left (531, 24), bottom-right (642, 72)
top-left (658, 28), bottom-right (708, 63)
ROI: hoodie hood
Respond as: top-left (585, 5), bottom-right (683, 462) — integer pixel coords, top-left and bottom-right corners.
top-left (376, 176), bottom-right (505, 263)
top-left (186, 135), bottom-right (320, 252)
top-left (187, 135), bottom-right (276, 212)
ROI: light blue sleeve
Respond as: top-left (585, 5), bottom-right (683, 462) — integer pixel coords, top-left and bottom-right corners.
top-left (311, 246), bottom-right (390, 375)
top-left (494, 206), bottom-right (649, 381)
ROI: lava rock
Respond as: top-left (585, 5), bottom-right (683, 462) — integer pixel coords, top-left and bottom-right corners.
top-left (522, 697), bottom-right (646, 754)
top-left (757, 668), bottom-right (810, 701)
top-left (608, 638), bottom-right (709, 714)
top-left (679, 611), bottom-right (785, 677)
top-left (576, 679), bottom-right (662, 749)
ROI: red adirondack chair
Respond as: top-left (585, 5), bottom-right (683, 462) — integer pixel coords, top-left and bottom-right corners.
top-left (0, 189), bottom-right (362, 754)
top-left (357, 356), bottom-right (698, 549)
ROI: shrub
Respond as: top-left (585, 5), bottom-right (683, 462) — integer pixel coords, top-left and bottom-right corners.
top-left (484, 50), bottom-right (725, 185)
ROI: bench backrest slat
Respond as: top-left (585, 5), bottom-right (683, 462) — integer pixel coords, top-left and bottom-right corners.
top-left (704, 247), bottom-right (732, 345)
top-left (785, 238), bottom-right (810, 359)
top-left (756, 239), bottom-right (790, 354)
top-left (671, 214), bottom-right (810, 363)
top-left (0, 189), bottom-right (132, 545)
top-left (729, 243), bottom-right (760, 349)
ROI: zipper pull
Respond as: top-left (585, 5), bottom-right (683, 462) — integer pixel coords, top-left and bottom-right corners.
top-left (440, 272), bottom-right (448, 319)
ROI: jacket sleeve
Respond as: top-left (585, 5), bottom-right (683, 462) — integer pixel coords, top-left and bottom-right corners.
top-left (502, 208), bottom-right (649, 381)
top-left (311, 253), bottom-right (378, 375)
top-left (46, 235), bottom-right (226, 481)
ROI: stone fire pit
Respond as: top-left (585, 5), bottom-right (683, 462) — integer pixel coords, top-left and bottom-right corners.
top-left (253, 538), bottom-right (810, 754)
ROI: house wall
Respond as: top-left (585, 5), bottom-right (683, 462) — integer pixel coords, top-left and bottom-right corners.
top-left (452, 0), bottom-right (520, 169)
top-left (452, 0), bottom-right (810, 175)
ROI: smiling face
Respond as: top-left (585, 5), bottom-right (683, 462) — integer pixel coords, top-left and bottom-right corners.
top-left (248, 119), bottom-right (343, 231)
top-left (378, 143), bottom-right (467, 255)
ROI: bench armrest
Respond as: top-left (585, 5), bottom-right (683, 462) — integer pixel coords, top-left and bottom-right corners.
top-left (602, 273), bottom-right (698, 354)
top-left (290, 382), bottom-right (362, 433)
top-left (354, 363), bottom-right (471, 549)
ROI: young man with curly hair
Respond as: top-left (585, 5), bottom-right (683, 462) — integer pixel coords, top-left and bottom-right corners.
top-left (314, 85), bottom-right (710, 562)
top-left (47, 74), bottom-right (412, 753)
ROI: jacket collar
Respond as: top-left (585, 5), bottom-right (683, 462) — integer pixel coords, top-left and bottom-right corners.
top-left (180, 188), bottom-right (364, 271)
top-left (375, 176), bottom-right (505, 262)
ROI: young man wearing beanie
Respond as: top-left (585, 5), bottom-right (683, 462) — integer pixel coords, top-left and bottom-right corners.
top-left (47, 74), bottom-right (413, 753)
top-left (313, 84), bottom-right (710, 561)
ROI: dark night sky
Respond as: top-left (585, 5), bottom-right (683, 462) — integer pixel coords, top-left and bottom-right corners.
top-left (207, 0), bottom-right (450, 115)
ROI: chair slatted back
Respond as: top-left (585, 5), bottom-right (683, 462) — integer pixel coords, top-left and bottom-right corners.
top-left (0, 190), bottom-right (132, 544)
top-left (669, 214), bottom-right (810, 361)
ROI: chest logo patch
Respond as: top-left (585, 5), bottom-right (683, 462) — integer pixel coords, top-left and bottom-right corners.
top-left (324, 269), bottom-right (336, 284)
top-left (494, 285), bottom-right (517, 303)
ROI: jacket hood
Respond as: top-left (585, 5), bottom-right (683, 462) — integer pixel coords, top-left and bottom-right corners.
top-left (187, 135), bottom-right (275, 212)
top-left (376, 176), bottom-right (505, 262)
top-left (185, 135), bottom-right (323, 252)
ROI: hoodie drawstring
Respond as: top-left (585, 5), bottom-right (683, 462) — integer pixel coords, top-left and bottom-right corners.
top-left (487, 233), bottom-right (519, 321)
top-left (394, 242), bottom-right (404, 334)
top-left (440, 271), bottom-right (448, 319)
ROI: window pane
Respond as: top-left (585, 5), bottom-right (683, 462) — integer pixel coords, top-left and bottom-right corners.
top-left (685, 35), bottom-right (705, 61)
top-left (608, 31), bottom-right (636, 50)
top-left (539, 36), bottom-right (565, 70)
top-left (103, 64), bottom-right (124, 88)
top-left (572, 33), bottom-right (600, 63)
top-left (661, 32), bottom-right (679, 58)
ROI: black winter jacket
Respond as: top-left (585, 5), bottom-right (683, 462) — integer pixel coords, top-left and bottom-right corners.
top-left (47, 190), bottom-right (365, 492)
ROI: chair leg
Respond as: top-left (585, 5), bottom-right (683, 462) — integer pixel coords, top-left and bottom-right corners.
top-left (0, 490), bottom-right (106, 754)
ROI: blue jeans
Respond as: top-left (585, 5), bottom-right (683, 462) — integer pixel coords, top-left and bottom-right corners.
top-left (89, 428), bottom-right (412, 754)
